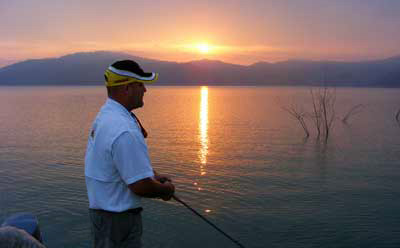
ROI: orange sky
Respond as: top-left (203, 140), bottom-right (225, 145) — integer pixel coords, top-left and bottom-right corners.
top-left (1, 0), bottom-right (400, 67)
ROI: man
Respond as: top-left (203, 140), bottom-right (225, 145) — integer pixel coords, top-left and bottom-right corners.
top-left (85, 60), bottom-right (175, 248)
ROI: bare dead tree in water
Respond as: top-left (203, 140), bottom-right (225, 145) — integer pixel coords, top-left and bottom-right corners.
top-left (320, 87), bottom-right (336, 141)
top-left (282, 102), bottom-right (310, 138)
top-left (309, 89), bottom-right (322, 138)
top-left (342, 104), bottom-right (364, 124)
top-left (280, 87), bottom-right (337, 141)
top-left (308, 87), bottom-right (336, 141)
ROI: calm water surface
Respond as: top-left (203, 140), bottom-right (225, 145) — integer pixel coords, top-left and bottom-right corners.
top-left (0, 86), bottom-right (399, 248)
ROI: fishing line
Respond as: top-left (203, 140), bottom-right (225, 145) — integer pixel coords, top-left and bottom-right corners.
top-left (173, 195), bottom-right (246, 248)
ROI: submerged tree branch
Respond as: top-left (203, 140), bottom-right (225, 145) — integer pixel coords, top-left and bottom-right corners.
top-left (309, 89), bottom-right (322, 137)
top-left (282, 103), bottom-right (310, 138)
top-left (342, 104), bottom-right (364, 124)
top-left (310, 87), bottom-right (336, 141)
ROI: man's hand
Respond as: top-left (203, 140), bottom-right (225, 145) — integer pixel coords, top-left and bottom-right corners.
top-left (154, 173), bottom-right (172, 184)
top-left (154, 171), bottom-right (174, 201)
top-left (129, 177), bottom-right (175, 201)
top-left (160, 181), bottom-right (175, 201)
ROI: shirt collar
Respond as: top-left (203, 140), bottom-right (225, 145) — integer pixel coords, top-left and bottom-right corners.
top-left (105, 97), bottom-right (132, 118)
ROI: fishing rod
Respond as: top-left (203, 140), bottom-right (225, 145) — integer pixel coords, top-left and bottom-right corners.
top-left (172, 194), bottom-right (246, 248)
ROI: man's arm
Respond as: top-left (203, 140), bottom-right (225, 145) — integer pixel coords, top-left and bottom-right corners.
top-left (129, 177), bottom-right (175, 201)
top-left (111, 131), bottom-right (175, 200)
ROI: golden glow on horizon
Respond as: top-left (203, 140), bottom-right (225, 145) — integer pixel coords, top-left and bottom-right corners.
top-left (1, 42), bottom-right (322, 66)
top-left (199, 86), bottom-right (209, 168)
top-left (196, 43), bottom-right (211, 54)
top-left (4, 1), bottom-right (399, 66)
top-left (181, 42), bottom-right (217, 55)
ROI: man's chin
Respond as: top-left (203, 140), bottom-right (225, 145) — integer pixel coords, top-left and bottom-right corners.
top-left (132, 102), bottom-right (144, 110)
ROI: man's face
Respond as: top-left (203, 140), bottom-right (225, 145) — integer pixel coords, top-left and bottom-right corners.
top-left (127, 82), bottom-right (147, 109)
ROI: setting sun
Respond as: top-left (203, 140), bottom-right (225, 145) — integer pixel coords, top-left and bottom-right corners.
top-left (196, 43), bottom-right (211, 54)
top-left (180, 42), bottom-right (220, 56)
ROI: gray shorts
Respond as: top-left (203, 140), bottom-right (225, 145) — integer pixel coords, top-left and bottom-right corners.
top-left (89, 208), bottom-right (143, 248)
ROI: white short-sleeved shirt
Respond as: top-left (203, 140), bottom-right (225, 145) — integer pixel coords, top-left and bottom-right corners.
top-left (85, 98), bottom-right (154, 212)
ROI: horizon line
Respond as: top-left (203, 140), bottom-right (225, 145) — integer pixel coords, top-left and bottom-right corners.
top-left (2, 50), bottom-right (400, 69)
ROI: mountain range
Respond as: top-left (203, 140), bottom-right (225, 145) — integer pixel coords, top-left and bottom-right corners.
top-left (0, 51), bottom-right (399, 87)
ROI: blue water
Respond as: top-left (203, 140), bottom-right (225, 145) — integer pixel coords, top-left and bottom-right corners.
top-left (0, 86), bottom-right (399, 248)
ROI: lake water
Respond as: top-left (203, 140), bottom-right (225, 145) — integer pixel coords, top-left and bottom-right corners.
top-left (0, 86), bottom-right (399, 248)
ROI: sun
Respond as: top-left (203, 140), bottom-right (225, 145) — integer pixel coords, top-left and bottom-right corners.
top-left (182, 42), bottom-right (216, 54)
top-left (196, 43), bottom-right (211, 54)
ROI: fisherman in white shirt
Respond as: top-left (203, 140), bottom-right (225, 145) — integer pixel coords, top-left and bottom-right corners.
top-left (85, 60), bottom-right (175, 248)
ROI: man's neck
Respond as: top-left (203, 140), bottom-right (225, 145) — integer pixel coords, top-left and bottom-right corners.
top-left (109, 96), bottom-right (132, 112)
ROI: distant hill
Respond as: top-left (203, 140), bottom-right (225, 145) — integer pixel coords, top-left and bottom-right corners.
top-left (1, 51), bottom-right (400, 87)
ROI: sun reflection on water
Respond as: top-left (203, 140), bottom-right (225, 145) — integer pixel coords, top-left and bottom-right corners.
top-left (198, 86), bottom-right (209, 172)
